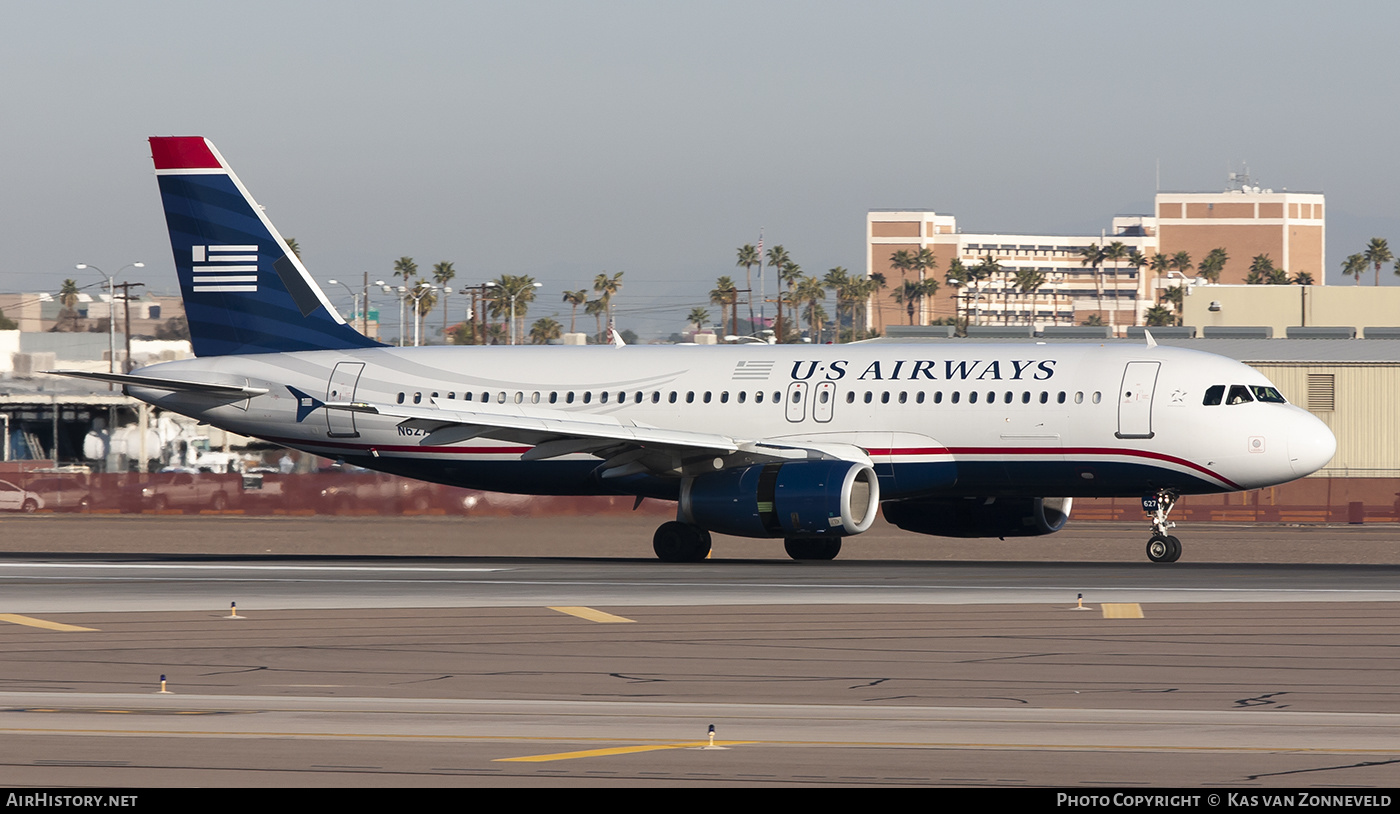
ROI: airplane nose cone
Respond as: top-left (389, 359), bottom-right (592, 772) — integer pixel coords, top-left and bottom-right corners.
top-left (1288, 411), bottom-right (1336, 477)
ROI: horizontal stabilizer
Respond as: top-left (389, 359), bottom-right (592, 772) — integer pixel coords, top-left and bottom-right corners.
top-left (48, 370), bottom-right (269, 397)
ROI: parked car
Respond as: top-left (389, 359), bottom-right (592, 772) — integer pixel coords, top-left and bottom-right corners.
top-left (0, 479), bottom-right (44, 512)
top-left (119, 472), bottom-right (242, 513)
top-left (23, 476), bottom-right (93, 512)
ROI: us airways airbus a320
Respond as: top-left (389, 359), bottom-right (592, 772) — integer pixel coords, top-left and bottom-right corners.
top-left (58, 137), bottom-right (1337, 563)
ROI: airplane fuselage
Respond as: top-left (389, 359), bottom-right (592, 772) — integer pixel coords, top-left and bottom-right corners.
top-left (129, 341), bottom-right (1333, 503)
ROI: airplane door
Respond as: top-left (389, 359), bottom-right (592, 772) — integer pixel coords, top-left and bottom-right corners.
top-left (785, 381), bottom-right (808, 423)
top-left (812, 381), bottom-right (835, 423)
top-left (326, 362), bottom-right (365, 437)
top-left (1116, 361), bottom-right (1160, 439)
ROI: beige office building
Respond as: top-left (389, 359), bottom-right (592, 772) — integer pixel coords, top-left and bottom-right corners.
top-left (868, 185), bottom-right (1326, 334)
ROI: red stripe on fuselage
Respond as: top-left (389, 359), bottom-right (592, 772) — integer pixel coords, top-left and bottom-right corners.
top-left (150, 137), bottom-right (221, 170)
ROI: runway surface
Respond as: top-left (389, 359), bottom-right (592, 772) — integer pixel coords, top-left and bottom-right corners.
top-left (0, 515), bottom-right (1397, 787)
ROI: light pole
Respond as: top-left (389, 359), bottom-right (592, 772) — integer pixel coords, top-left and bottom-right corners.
top-left (326, 279), bottom-right (360, 331)
top-left (486, 280), bottom-right (541, 345)
top-left (76, 262), bottom-right (143, 381)
top-left (406, 284), bottom-right (437, 347)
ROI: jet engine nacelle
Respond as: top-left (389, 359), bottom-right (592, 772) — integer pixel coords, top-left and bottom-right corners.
top-left (882, 496), bottom-right (1073, 538)
top-left (680, 460), bottom-right (880, 539)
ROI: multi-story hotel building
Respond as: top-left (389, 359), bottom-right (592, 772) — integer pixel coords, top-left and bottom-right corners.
top-left (868, 185), bottom-right (1326, 334)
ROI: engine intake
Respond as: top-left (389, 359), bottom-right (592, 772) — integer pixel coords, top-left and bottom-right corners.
top-left (883, 496), bottom-right (1072, 538)
top-left (680, 460), bottom-right (880, 539)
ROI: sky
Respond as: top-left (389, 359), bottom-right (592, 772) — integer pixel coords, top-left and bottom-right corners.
top-left (3, 1), bottom-right (1399, 340)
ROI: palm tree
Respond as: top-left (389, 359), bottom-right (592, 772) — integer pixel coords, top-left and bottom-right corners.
top-left (562, 289), bottom-right (588, 333)
top-left (1343, 253), bottom-right (1367, 285)
top-left (971, 255), bottom-right (1001, 327)
top-left (1013, 268), bottom-right (1046, 326)
top-left (1144, 305), bottom-right (1175, 327)
top-left (1077, 244), bottom-right (1105, 325)
top-left (1364, 238), bottom-right (1392, 286)
top-left (686, 307), bottom-right (711, 333)
top-left (779, 260), bottom-right (804, 342)
top-left (1161, 285), bottom-right (1185, 325)
top-left (488, 274), bottom-right (539, 344)
top-left (1246, 254), bottom-right (1276, 285)
top-left (822, 267), bottom-right (851, 341)
top-left (528, 317), bottom-right (563, 345)
top-left (1169, 251), bottom-right (1194, 286)
top-left (736, 244), bottom-right (759, 331)
top-left (1292, 271), bottom-right (1314, 286)
top-left (765, 245), bottom-right (789, 341)
top-left (593, 271), bottom-right (624, 334)
top-left (944, 258), bottom-right (969, 332)
top-left (1197, 248), bottom-right (1228, 284)
top-left (710, 276), bottom-right (737, 340)
top-left (55, 278), bottom-right (83, 332)
top-left (1103, 241), bottom-right (1129, 329)
top-left (794, 275), bottom-right (828, 340)
top-left (392, 256), bottom-right (417, 283)
top-left (585, 299), bottom-right (607, 343)
top-left (284, 238), bottom-right (301, 260)
top-left (432, 261), bottom-right (456, 337)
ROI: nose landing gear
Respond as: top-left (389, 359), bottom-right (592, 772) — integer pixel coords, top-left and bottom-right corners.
top-left (1143, 491), bottom-right (1182, 563)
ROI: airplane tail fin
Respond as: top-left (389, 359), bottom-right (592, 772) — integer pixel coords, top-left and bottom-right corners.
top-left (149, 137), bottom-right (384, 357)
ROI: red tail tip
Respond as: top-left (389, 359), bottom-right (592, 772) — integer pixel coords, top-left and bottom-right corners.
top-left (149, 137), bottom-right (221, 170)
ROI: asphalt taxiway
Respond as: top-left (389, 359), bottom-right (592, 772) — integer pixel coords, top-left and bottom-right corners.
top-left (0, 514), bottom-right (1397, 787)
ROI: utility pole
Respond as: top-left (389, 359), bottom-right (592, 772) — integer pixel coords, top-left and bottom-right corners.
top-left (114, 281), bottom-right (145, 372)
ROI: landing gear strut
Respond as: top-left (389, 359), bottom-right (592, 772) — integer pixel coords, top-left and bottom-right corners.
top-left (653, 521), bottom-right (712, 563)
top-left (1144, 490), bottom-right (1182, 563)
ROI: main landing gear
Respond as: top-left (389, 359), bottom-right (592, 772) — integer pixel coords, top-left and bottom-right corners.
top-left (1144, 490), bottom-right (1182, 563)
top-left (653, 521), bottom-right (712, 563)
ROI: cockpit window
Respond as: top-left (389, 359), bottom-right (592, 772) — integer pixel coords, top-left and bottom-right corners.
top-left (1226, 385), bottom-right (1254, 405)
top-left (1203, 385), bottom-right (1225, 406)
top-left (1250, 385), bottom-right (1287, 404)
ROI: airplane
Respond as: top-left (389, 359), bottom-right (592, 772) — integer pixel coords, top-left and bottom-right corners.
top-left (58, 136), bottom-right (1337, 564)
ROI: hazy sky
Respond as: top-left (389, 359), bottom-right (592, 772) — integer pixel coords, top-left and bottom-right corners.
top-left (3, 1), bottom-right (1398, 338)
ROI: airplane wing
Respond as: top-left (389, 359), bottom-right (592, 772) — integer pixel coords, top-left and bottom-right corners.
top-left (327, 399), bottom-right (872, 479)
top-left (47, 370), bottom-right (270, 397)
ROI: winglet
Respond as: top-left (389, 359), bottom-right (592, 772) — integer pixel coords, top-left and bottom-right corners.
top-left (1144, 328), bottom-right (1157, 348)
top-left (609, 322), bottom-right (626, 347)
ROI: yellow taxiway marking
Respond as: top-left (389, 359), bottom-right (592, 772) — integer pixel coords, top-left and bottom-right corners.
top-left (1101, 603), bottom-right (1144, 619)
top-left (549, 606), bottom-right (635, 623)
top-left (496, 741), bottom-right (753, 762)
top-left (0, 614), bottom-right (97, 632)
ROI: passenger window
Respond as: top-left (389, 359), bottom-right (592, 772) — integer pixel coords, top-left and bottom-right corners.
top-left (969, 391), bottom-right (979, 404)
top-left (566, 392), bottom-right (575, 404)
top-left (634, 392), bottom-right (644, 404)
top-left (738, 391), bottom-right (747, 403)
top-left (514, 392), bottom-right (523, 404)
top-left (413, 392), bottom-right (422, 404)
top-left (881, 392), bottom-right (890, 404)
top-left (548, 392), bottom-right (557, 404)
top-left (1038, 391), bottom-right (1047, 404)
top-left (1005, 391), bottom-right (1013, 404)
top-left (686, 392), bottom-right (695, 403)
top-left (898, 391), bottom-right (907, 404)
top-left (755, 391), bottom-right (764, 403)
top-left (1226, 385), bottom-right (1254, 405)
top-left (582, 391), bottom-right (592, 404)
top-left (652, 392), bottom-right (661, 403)
top-left (497, 392), bottom-right (507, 404)
top-left (396, 392), bottom-right (405, 404)
top-left (704, 392), bottom-right (713, 403)
top-left (916, 392), bottom-right (925, 404)
top-left (721, 392), bottom-right (729, 403)
top-left (863, 391), bottom-right (872, 404)
top-left (1092, 392), bottom-right (1102, 404)
top-left (448, 392), bottom-right (456, 400)
top-left (1203, 385), bottom-right (1225, 406)
top-left (933, 391), bottom-right (943, 404)
top-left (600, 391), bottom-right (609, 404)
top-left (846, 392), bottom-right (855, 404)
top-left (1075, 392), bottom-right (1084, 404)
top-left (531, 392), bottom-right (540, 404)
top-left (1057, 391), bottom-right (1066, 404)
top-left (951, 391), bottom-right (960, 404)
top-left (669, 391), bottom-right (678, 403)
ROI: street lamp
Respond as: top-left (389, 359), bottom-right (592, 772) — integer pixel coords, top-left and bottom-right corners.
top-left (76, 262), bottom-right (144, 380)
top-left (405, 284), bottom-right (437, 347)
top-left (485, 280), bottom-right (542, 345)
top-left (326, 279), bottom-right (360, 330)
